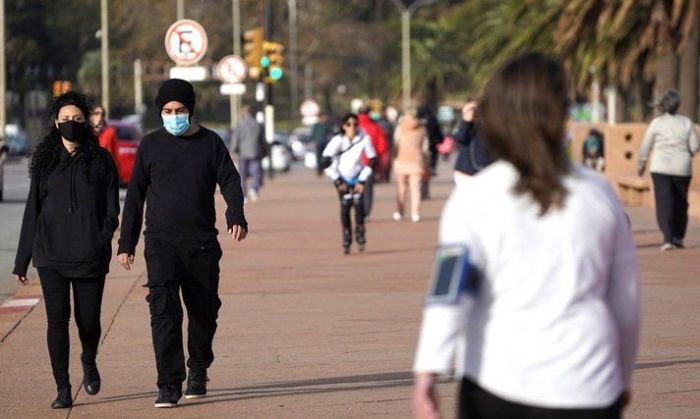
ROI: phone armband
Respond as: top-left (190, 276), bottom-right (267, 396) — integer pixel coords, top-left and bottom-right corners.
top-left (425, 245), bottom-right (478, 305)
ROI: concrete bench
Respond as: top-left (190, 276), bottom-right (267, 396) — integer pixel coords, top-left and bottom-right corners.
top-left (607, 173), bottom-right (651, 206)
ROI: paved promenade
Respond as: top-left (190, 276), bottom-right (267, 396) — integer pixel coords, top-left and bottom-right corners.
top-left (0, 163), bottom-right (698, 418)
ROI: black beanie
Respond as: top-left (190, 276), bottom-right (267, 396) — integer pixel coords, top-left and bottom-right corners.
top-left (155, 79), bottom-right (196, 114)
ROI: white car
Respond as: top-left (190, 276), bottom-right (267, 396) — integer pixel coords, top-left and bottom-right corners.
top-left (261, 131), bottom-right (292, 172)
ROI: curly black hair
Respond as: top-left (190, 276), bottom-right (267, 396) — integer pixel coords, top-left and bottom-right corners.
top-left (30, 92), bottom-right (108, 179)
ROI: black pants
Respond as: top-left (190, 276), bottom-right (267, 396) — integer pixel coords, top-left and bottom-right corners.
top-left (651, 173), bottom-right (692, 245)
top-left (459, 378), bottom-right (623, 419)
top-left (37, 267), bottom-right (105, 391)
top-left (144, 237), bottom-right (222, 388)
top-left (362, 175), bottom-right (374, 217)
top-left (315, 141), bottom-right (328, 176)
top-left (337, 186), bottom-right (365, 235)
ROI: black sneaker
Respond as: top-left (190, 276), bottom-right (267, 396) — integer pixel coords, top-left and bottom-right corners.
top-left (342, 229), bottom-right (352, 254)
top-left (154, 385), bottom-right (181, 408)
top-left (184, 369), bottom-right (208, 399)
top-left (356, 226), bottom-right (366, 252)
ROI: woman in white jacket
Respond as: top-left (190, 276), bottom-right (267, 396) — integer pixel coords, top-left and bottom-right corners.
top-left (322, 113), bottom-right (377, 254)
top-left (413, 53), bottom-right (640, 419)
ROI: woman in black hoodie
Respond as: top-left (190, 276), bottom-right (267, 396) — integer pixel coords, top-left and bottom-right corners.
top-left (13, 92), bottom-right (119, 409)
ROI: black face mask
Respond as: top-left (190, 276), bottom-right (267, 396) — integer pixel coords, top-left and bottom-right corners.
top-left (57, 121), bottom-right (88, 143)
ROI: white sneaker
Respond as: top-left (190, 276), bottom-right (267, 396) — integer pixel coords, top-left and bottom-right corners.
top-left (660, 243), bottom-right (675, 251)
top-left (392, 212), bottom-right (402, 221)
top-left (247, 189), bottom-right (259, 202)
top-left (411, 214), bottom-right (421, 223)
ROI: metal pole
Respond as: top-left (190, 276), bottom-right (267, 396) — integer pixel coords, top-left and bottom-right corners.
top-left (304, 63), bottom-right (312, 99)
top-left (101, 0), bottom-right (110, 115)
top-left (231, 0), bottom-right (241, 130)
top-left (0, 0), bottom-right (5, 202)
top-left (401, 9), bottom-right (410, 111)
top-left (389, 0), bottom-right (437, 111)
top-left (605, 86), bottom-right (617, 125)
top-left (177, 0), bottom-right (184, 20)
top-left (0, 0), bottom-right (5, 134)
top-left (134, 59), bottom-right (143, 116)
top-left (264, 0), bottom-right (275, 178)
top-left (288, 0), bottom-right (298, 119)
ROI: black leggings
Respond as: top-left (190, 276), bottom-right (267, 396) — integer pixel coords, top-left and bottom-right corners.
top-left (651, 173), bottom-right (691, 245)
top-left (337, 185), bottom-right (365, 233)
top-left (459, 378), bottom-right (623, 419)
top-left (37, 267), bottom-right (105, 391)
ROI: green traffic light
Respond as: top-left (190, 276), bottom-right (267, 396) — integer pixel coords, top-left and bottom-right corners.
top-left (260, 56), bottom-right (270, 68)
top-left (270, 67), bottom-right (284, 80)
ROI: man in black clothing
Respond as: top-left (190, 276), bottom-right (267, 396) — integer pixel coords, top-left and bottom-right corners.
top-left (117, 79), bottom-right (248, 408)
top-left (453, 101), bottom-right (494, 178)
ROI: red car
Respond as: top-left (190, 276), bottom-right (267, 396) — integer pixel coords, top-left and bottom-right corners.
top-left (107, 121), bottom-right (142, 186)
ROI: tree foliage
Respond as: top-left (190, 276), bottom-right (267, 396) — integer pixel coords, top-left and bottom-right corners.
top-left (5, 0), bottom-right (699, 124)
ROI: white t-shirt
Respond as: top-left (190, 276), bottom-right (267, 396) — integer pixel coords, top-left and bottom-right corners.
top-left (414, 161), bottom-right (640, 409)
top-left (322, 132), bottom-right (376, 183)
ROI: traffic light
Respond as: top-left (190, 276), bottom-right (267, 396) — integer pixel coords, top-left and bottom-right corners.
top-left (52, 80), bottom-right (72, 97)
top-left (52, 81), bottom-right (62, 97)
top-left (262, 41), bottom-right (285, 82)
top-left (243, 27), bottom-right (264, 75)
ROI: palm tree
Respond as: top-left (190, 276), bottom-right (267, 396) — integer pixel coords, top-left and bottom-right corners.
top-left (553, 0), bottom-right (698, 120)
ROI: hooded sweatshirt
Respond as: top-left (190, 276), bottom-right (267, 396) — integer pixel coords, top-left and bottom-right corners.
top-left (14, 146), bottom-right (120, 277)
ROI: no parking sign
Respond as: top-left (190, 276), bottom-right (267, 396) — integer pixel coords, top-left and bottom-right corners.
top-left (164, 19), bottom-right (208, 66)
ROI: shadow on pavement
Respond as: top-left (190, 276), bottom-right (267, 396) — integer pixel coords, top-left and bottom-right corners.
top-left (635, 359), bottom-right (700, 370)
top-left (81, 371), bottom-right (451, 408)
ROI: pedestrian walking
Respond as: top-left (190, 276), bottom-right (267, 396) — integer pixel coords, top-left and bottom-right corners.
top-left (90, 105), bottom-right (119, 162)
top-left (392, 109), bottom-right (428, 223)
top-left (13, 92), bottom-right (120, 409)
top-left (417, 104), bottom-right (444, 176)
top-left (322, 113), bottom-right (376, 254)
top-left (117, 79), bottom-right (248, 408)
top-left (232, 105), bottom-right (265, 202)
top-left (413, 53), bottom-right (640, 419)
top-left (638, 88), bottom-right (700, 251)
top-left (358, 106), bottom-right (389, 218)
top-left (0, 135), bottom-right (7, 202)
top-left (311, 111), bottom-right (332, 176)
top-left (453, 101), bottom-right (493, 187)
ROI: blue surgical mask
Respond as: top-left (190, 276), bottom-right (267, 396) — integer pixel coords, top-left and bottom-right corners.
top-left (162, 113), bottom-right (190, 136)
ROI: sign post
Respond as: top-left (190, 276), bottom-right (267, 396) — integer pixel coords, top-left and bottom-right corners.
top-left (217, 54), bottom-right (247, 130)
top-left (164, 19), bottom-right (209, 81)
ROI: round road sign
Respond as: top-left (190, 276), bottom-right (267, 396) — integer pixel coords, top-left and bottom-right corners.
top-left (217, 55), bottom-right (247, 84)
top-left (300, 99), bottom-right (320, 117)
top-left (164, 19), bottom-right (208, 66)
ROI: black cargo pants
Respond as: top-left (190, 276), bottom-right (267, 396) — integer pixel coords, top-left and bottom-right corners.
top-left (144, 237), bottom-right (223, 388)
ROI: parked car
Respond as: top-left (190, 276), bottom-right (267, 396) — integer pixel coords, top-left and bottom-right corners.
top-left (107, 120), bottom-right (142, 186)
top-left (287, 126), bottom-right (312, 161)
top-left (262, 131), bottom-right (293, 172)
top-left (4, 124), bottom-right (29, 156)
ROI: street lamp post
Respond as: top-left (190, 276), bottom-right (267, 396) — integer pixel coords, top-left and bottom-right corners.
top-left (100, 0), bottom-right (109, 115)
top-left (177, 0), bottom-right (184, 20)
top-left (389, 0), bottom-right (437, 111)
top-left (231, 0), bottom-right (241, 129)
top-left (288, 0), bottom-right (299, 118)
